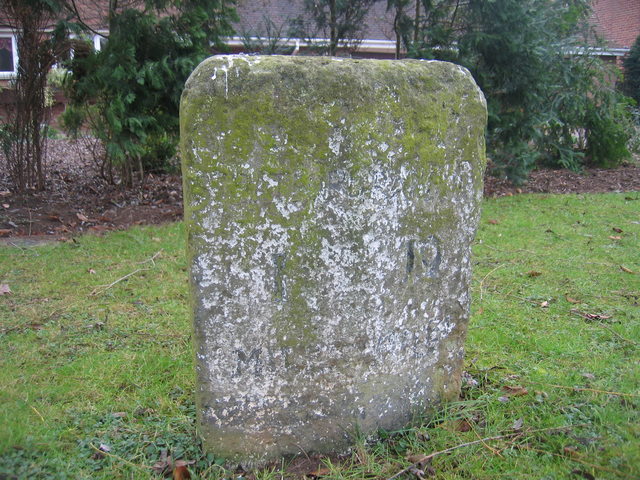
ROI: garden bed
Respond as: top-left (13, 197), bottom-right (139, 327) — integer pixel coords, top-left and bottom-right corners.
top-left (0, 138), bottom-right (639, 239)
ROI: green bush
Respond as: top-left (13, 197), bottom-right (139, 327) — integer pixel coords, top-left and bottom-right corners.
top-left (63, 0), bottom-right (236, 185)
top-left (585, 96), bottom-right (634, 167)
top-left (406, 0), bottom-right (634, 181)
top-left (140, 133), bottom-right (178, 173)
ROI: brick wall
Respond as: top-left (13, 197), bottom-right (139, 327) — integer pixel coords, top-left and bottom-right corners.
top-left (592, 0), bottom-right (640, 49)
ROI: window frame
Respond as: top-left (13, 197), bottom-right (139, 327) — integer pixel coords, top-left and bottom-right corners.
top-left (0, 32), bottom-right (18, 79)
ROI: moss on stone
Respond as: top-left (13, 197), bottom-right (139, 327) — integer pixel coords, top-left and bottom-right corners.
top-left (181, 55), bottom-right (487, 465)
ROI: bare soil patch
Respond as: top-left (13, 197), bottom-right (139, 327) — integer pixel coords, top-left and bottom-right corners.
top-left (0, 138), bottom-right (182, 240)
top-left (484, 162), bottom-right (640, 197)
top-left (1, 138), bottom-right (639, 240)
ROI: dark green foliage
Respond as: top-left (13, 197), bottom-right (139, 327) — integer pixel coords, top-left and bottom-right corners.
top-left (459, 0), bottom-right (630, 179)
top-left (140, 133), bottom-right (179, 173)
top-left (584, 94), bottom-right (634, 166)
top-left (404, 0), bottom-right (633, 182)
top-left (63, 0), bottom-right (236, 185)
top-left (622, 34), bottom-right (640, 106)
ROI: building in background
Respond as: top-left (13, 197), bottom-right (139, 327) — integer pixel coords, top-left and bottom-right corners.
top-left (589, 0), bottom-right (640, 64)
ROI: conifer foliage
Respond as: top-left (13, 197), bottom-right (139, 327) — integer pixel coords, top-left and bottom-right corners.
top-left (63, 0), bottom-right (237, 185)
top-left (400, 0), bottom-right (634, 181)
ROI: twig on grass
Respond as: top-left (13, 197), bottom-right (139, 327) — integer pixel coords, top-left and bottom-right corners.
top-left (90, 268), bottom-right (151, 296)
top-left (136, 249), bottom-right (163, 266)
top-left (90, 250), bottom-right (161, 296)
top-left (516, 444), bottom-right (627, 476)
top-left (471, 423), bottom-right (503, 457)
top-left (524, 382), bottom-right (638, 398)
top-left (504, 293), bottom-right (544, 306)
top-left (595, 322), bottom-right (638, 346)
top-left (479, 264), bottom-right (506, 302)
top-left (8, 242), bottom-right (40, 256)
top-left (30, 406), bottom-right (45, 423)
top-left (385, 424), bottom-right (585, 480)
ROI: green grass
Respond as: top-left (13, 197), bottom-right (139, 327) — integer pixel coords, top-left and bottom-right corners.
top-left (0, 192), bottom-right (638, 479)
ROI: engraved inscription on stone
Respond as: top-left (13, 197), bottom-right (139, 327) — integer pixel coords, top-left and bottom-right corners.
top-left (406, 236), bottom-right (442, 279)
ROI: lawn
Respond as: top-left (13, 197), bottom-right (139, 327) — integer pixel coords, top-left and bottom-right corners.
top-left (0, 192), bottom-right (638, 479)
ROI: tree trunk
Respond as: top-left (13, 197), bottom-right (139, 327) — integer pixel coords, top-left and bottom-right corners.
top-left (394, 3), bottom-right (403, 59)
top-left (413, 0), bottom-right (421, 45)
top-left (329, 0), bottom-right (337, 55)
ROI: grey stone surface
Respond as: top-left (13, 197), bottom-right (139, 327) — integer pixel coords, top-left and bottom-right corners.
top-left (181, 55), bottom-right (486, 466)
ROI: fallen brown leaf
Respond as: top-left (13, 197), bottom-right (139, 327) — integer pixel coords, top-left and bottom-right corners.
top-left (571, 469), bottom-right (595, 480)
top-left (152, 449), bottom-right (172, 476)
top-left (0, 229), bottom-right (11, 236)
top-left (563, 446), bottom-right (580, 458)
top-left (173, 461), bottom-right (192, 480)
top-left (453, 419), bottom-right (473, 432)
top-left (88, 268), bottom-right (96, 275)
top-left (488, 219), bottom-right (500, 225)
top-left (565, 296), bottom-right (580, 304)
top-left (501, 385), bottom-right (529, 397)
top-left (612, 227), bottom-right (623, 233)
top-left (527, 271), bottom-right (542, 277)
top-left (570, 309), bottom-right (612, 322)
top-left (620, 265), bottom-right (635, 274)
top-left (0, 284), bottom-right (11, 295)
top-left (76, 212), bottom-right (89, 222)
top-left (609, 235), bottom-right (622, 240)
top-left (307, 467), bottom-right (331, 477)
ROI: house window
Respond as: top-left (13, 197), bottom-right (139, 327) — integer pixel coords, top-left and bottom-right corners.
top-left (0, 34), bottom-right (17, 78)
top-left (93, 34), bottom-right (107, 51)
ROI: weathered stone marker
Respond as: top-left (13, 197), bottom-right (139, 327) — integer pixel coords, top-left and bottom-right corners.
top-left (181, 55), bottom-right (486, 466)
